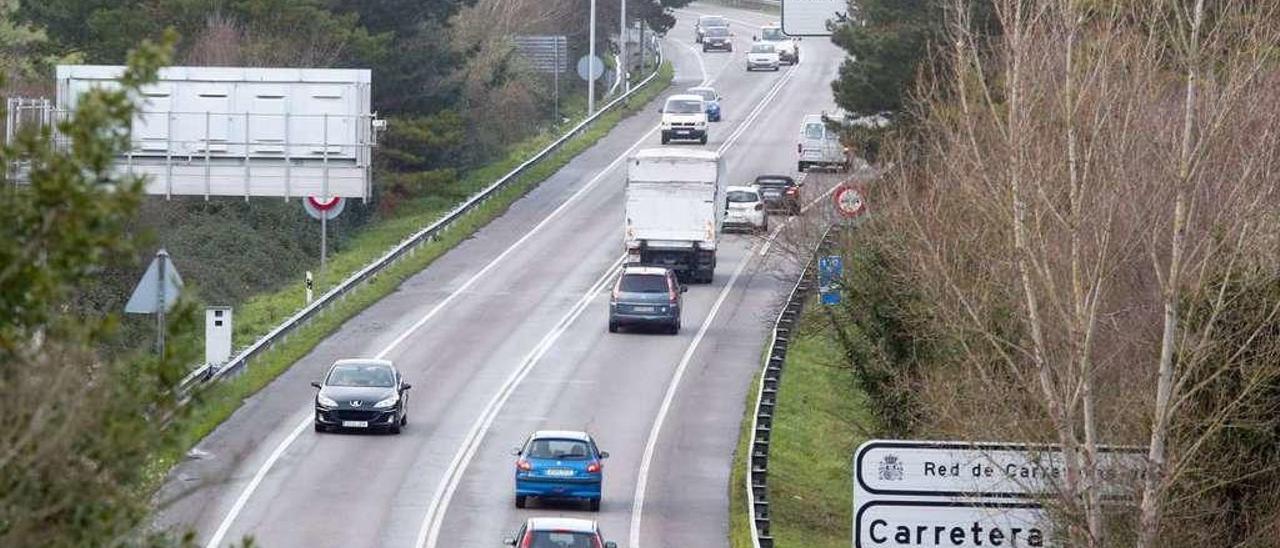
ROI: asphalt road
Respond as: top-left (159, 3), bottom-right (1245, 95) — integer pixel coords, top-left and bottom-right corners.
top-left (155, 4), bottom-right (849, 547)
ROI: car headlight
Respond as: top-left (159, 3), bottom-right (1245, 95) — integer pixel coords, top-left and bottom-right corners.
top-left (373, 394), bottom-right (399, 408)
top-left (317, 394), bottom-right (338, 407)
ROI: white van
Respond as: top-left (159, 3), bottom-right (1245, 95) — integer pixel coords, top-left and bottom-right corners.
top-left (660, 94), bottom-right (708, 145)
top-left (797, 114), bottom-right (849, 172)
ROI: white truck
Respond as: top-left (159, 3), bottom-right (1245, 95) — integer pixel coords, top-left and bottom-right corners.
top-left (625, 148), bottom-right (723, 283)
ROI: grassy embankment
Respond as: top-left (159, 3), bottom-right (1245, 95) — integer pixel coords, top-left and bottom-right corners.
top-left (152, 61), bottom-right (674, 480)
top-left (730, 302), bottom-right (874, 548)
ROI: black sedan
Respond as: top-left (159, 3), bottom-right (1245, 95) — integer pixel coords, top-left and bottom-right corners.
top-left (754, 174), bottom-right (802, 215)
top-left (312, 358), bottom-right (411, 434)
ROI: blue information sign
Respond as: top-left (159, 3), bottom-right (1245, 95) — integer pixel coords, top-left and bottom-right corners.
top-left (818, 255), bottom-right (843, 305)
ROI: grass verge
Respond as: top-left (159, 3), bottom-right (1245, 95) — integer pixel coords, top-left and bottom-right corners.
top-left (153, 61), bottom-right (674, 481)
top-left (728, 300), bottom-right (875, 548)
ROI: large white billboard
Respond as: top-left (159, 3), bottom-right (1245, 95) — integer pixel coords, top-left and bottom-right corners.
top-left (782, 0), bottom-right (850, 36)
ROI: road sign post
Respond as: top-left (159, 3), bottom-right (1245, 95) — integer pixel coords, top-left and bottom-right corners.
top-left (125, 249), bottom-right (184, 355)
top-left (304, 196), bottom-right (345, 272)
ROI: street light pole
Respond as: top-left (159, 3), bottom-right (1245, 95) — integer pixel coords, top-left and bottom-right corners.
top-left (620, 0), bottom-right (628, 94)
top-left (588, 0), bottom-right (596, 115)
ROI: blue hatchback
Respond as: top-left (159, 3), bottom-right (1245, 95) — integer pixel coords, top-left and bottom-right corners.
top-left (688, 86), bottom-right (722, 122)
top-left (513, 430), bottom-right (609, 511)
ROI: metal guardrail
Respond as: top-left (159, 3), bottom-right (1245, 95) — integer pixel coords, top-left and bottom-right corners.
top-left (745, 226), bottom-right (834, 548)
top-left (176, 43), bottom-right (665, 395)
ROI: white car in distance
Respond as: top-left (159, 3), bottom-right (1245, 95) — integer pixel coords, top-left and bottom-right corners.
top-left (746, 42), bottom-right (780, 72)
top-left (722, 185), bottom-right (768, 233)
top-left (756, 24), bottom-right (799, 64)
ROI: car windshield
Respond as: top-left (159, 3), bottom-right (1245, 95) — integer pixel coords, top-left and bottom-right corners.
top-left (761, 27), bottom-right (784, 41)
top-left (665, 99), bottom-right (703, 113)
top-left (701, 16), bottom-right (727, 28)
top-left (706, 27), bottom-right (729, 37)
top-left (689, 89), bottom-right (716, 101)
top-left (619, 274), bottom-right (668, 293)
top-left (750, 44), bottom-right (775, 54)
top-left (326, 364), bottom-right (395, 387)
top-left (804, 123), bottom-right (824, 139)
top-left (727, 190), bottom-right (759, 203)
top-left (526, 438), bottom-right (593, 459)
top-left (523, 531), bottom-right (600, 548)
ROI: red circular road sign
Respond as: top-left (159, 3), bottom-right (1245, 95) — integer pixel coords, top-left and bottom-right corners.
top-left (833, 184), bottom-right (867, 219)
top-left (303, 196), bottom-right (345, 220)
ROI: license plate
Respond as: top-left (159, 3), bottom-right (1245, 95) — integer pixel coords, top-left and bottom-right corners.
top-left (546, 469), bottom-right (575, 477)
top-left (341, 420), bottom-right (368, 428)
top-left (633, 306), bottom-right (656, 313)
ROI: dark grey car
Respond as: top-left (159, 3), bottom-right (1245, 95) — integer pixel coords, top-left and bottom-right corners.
top-left (312, 359), bottom-right (411, 434)
top-left (754, 174), bottom-right (802, 215)
top-left (608, 265), bottom-right (686, 335)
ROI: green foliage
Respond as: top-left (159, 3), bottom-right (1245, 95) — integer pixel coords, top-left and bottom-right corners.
top-left (769, 311), bottom-right (873, 548)
top-left (830, 0), bottom-right (941, 116)
top-left (0, 32), bottom-right (205, 547)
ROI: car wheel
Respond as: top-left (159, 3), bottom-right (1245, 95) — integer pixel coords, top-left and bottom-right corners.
top-left (589, 498), bottom-right (601, 512)
top-left (389, 422), bottom-right (402, 435)
top-left (661, 134), bottom-right (669, 145)
top-left (401, 413), bottom-right (408, 426)
top-left (515, 495), bottom-right (528, 509)
top-left (314, 423), bottom-right (326, 433)
top-left (699, 135), bottom-right (708, 145)
top-left (608, 322), bottom-right (619, 333)
top-left (798, 162), bottom-right (807, 172)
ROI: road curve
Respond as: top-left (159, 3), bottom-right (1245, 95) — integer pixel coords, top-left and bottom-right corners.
top-left (154, 4), bottom-right (847, 548)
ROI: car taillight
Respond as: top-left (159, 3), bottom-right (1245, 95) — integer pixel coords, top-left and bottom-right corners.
top-left (521, 532), bottom-right (534, 548)
top-left (786, 187), bottom-right (798, 195)
top-left (754, 203), bottom-right (764, 211)
top-left (587, 461), bottom-right (602, 473)
top-left (797, 143), bottom-right (802, 155)
top-left (517, 459), bottom-right (531, 471)
top-left (612, 282), bottom-right (621, 301)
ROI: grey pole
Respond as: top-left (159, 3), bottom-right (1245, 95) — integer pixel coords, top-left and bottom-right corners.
top-left (588, 0), bottom-right (596, 115)
top-left (621, 0), bottom-right (628, 94)
top-left (321, 209), bottom-right (327, 274)
top-left (156, 250), bottom-right (167, 356)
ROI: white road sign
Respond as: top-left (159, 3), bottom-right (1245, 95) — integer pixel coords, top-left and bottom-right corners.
top-left (853, 440), bottom-right (1145, 548)
top-left (782, 0), bottom-right (850, 36)
top-left (856, 441), bottom-right (1144, 498)
top-left (857, 501), bottom-right (1049, 548)
top-left (125, 249), bottom-right (183, 314)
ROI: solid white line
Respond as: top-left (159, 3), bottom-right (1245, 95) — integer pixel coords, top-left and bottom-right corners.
top-left (627, 237), bottom-right (760, 548)
top-left (759, 174), bottom-right (839, 257)
top-left (202, 415), bottom-right (310, 548)
top-left (416, 254), bottom-right (624, 548)
top-left (627, 49), bottom-right (801, 548)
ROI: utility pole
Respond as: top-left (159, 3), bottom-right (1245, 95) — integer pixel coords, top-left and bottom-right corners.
top-left (156, 250), bottom-right (168, 356)
top-left (620, 0), bottom-right (628, 94)
top-left (588, 0), bottom-right (596, 115)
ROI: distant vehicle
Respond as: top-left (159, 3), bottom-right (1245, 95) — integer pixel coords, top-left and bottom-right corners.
top-left (312, 359), bottom-right (411, 434)
top-left (695, 14), bottom-right (729, 43)
top-left (746, 42), bottom-right (780, 72)
top-left (755, 23), bottom-right (799, 64)
top-left (687, 86), bottom-right (722, 122)
top-left (609, 265), bottom-right (686, 334)
top-left (702, 26), bottom-right (733, 52)
top-left (754, 174), bottom-right (802, 215)
top-left (513, 430), bottom-right (610, 511)
top-left (798, 114), bottom-right (851, 172)
top-left (659, 94), bottom-right (708, 144)
top-left (503, 517), bottom-right (618, 548)
top-left (625, 148), bottom-right (723, 283)
top-left (723, 185), bottom-right (769, 233)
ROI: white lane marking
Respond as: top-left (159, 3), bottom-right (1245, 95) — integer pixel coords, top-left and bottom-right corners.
top-left (759, 175), bottom-right (841, 257)
top-left (204, 95), bottom-right (667, 548)
top-left (627, 237), bottom-right (761, 548)
top-left (417, 254), bottom-right (624, 548)
top-left (416, 38), bottom-right (788, 548)
top-left (203, 415), bottom-right (311, 548)
top-left (625, 39), bottom-right (802, 548)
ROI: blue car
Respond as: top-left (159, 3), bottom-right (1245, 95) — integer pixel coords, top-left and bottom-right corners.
top-left (688, 86), bottom-right (722, 122)
top-left (513, 430), bottom-right (610, 511)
